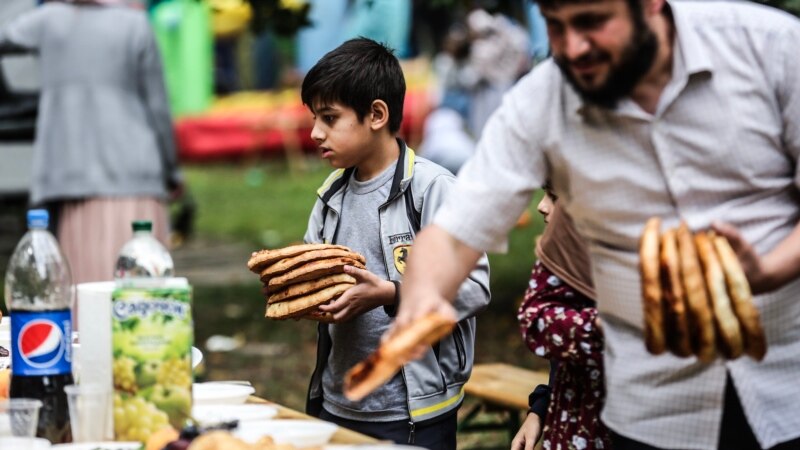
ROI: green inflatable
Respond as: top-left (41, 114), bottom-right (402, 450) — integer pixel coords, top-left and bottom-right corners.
top-left (152, 0), bottom-right (213, 116)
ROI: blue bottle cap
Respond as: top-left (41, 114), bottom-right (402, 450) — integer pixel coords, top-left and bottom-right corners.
top-left (27, 209), bottom-right (49, 229)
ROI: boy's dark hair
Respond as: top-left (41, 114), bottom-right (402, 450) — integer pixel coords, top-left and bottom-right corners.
top-left (301, 37), bottom-right (406, 133)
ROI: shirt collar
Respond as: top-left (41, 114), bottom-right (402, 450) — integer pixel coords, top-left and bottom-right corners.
top-left (569, 0), bottom-right (713, 117)
top-left (669, 0), bottom-right (712, 76)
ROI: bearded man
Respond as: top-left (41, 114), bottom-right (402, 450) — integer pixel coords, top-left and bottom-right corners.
top-left (391, 1), bottom-right (800, 449)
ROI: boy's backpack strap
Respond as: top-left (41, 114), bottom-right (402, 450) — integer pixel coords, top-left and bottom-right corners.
top-left (318, 167), bottom-right (355, 243)
top-left (403, 185), bottom-right (422, 233)
top-left (318, 205), bottom-right (329, 242)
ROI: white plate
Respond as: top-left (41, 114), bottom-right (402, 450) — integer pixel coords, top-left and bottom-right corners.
top-left (235, 419), bottom-right (338, 448)
top-left (51, 442), bottom-right (141, 450)
top-left (192, 403), bottom-right (278, 425)
top-left (0, 437), bottom-right (51, 450)
top-left (192, 382), bottom-right (256, 405)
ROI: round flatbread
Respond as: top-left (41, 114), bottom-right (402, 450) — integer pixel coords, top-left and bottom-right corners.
top-left (660, 228), bottom-right (693, 357)
top-left (265, 257), bottom-right (365, 291)
top-left (344, 312), bottom-right (456, 401)
top-left (639, 217), bottom-right (666, 355)
top-left (268, 273), bottom-right (356, 304)
top-left (676, 222), bottom-right (716, 362)
top-left (260, 248), bottom-right (365, 279)
top-left (247, 243), bottom-right (351, 273)
top-left (713, 235), bottom-right (766, 361)
top-left (695, 232), bottom-right (744, 359)
top-left (265, 283), bottom-right (352, 319)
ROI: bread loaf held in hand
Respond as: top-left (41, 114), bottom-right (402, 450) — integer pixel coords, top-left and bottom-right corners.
top-left (343, 312), bottom-right (456, 401)
top-left (246, 244), bottom-right (366, 322)
top-left (638, 219), bottom-right (766, 361)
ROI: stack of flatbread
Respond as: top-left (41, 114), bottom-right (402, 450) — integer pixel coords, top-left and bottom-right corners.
top-left (639, 218), bottom-right (766, 362)
top-left (247, 244), bottom-right (366, 322)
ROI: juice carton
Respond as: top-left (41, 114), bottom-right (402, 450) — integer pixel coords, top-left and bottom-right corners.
top-left (111, 278), bottom-right (192, 442)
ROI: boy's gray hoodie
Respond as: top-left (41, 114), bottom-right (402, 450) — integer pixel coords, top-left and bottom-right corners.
top-left (304, 139), bottom-right (491, 424)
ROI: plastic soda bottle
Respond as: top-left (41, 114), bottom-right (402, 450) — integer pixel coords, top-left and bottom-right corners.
top-left (114, 220), bottom-right (174, 280)
top-left (4, 209), bottom-right (73, 443)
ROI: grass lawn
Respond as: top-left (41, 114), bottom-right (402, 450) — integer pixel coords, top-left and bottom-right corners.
top-left (184, 158), bottom-right (330, 247)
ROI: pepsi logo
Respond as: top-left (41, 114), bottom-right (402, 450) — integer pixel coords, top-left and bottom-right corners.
top-left (17, 320), bottom-right (66, 369)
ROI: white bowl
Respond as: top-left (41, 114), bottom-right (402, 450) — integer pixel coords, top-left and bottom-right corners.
top-left (193, 382), bottom-right (256, 405)
top-left (235, 419), bottom-right (338, 448)
top-left (0, 437), bottom-right (50, 450)
top-left (52, 443), bottom-right (140, 450)
top-left (191, 346), bottom-right (203, 369)
top-left (192, 403), bottom-right (278, 425)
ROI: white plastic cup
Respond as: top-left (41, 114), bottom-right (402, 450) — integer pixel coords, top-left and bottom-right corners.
top-left (71, 342), bottom-right (81, 384)
top-left (0, 399), bottom-right (43, 437)
top-left (64, 384), bottom-right (111, 442)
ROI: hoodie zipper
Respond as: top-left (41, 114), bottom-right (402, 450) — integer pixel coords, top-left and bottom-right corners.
top-left (454, 326), bottom-right (466, 371)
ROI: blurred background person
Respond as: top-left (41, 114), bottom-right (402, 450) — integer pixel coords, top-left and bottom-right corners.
top-left (210, 0), bottom-right (251, 94)
top-left (344, 0), bottom-right (412, 59)
top-left (417, 92), bottom-right (475, 176)
top-left (295, 0), bottom-right (348, 77)
top-left (431, 22), bottom-right (477, 117)
top-left (464, 8), bottom-right (530, 137)
top-left (0, 0), bottom-right (182, 284)
top-left (420, 8), bottom-right (532, 176)
top-left (418, 23), bottom-right (476, 175)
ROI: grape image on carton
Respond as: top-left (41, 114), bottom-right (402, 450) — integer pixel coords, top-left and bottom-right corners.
top-left (111, 279), bottom-right (193, 442)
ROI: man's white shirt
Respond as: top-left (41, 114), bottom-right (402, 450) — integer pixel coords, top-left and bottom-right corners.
top-left (435, 2), bottom-right (800, 449)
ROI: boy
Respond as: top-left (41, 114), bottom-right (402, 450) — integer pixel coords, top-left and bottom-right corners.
top-left (300, 38), bottom-right (491, 450)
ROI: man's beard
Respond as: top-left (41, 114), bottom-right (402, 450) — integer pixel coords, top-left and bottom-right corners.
top-left (555, 18), bottom-right (658, 109)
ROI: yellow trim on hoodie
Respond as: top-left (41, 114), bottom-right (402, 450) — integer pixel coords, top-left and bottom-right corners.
top-left (406, 148), bottom-right (416, 179)
top-left (317, 169), bottom-right (345, 196)
top-left (409, 386), bottom-right (464, 419)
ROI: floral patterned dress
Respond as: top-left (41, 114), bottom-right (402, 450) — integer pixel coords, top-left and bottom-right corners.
top-left (517, 261), bottom-right (611, 450)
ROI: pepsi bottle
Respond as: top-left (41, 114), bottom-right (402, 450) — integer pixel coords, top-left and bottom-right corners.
top-left (4, 209), bottom-right (73, 444)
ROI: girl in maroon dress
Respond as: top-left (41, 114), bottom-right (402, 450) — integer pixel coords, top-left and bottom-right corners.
top-left (512, 189), bottom-right (612, 450)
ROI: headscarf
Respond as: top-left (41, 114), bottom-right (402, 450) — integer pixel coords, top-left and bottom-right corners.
top-left (535, 203), bottom-right (595, 300)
